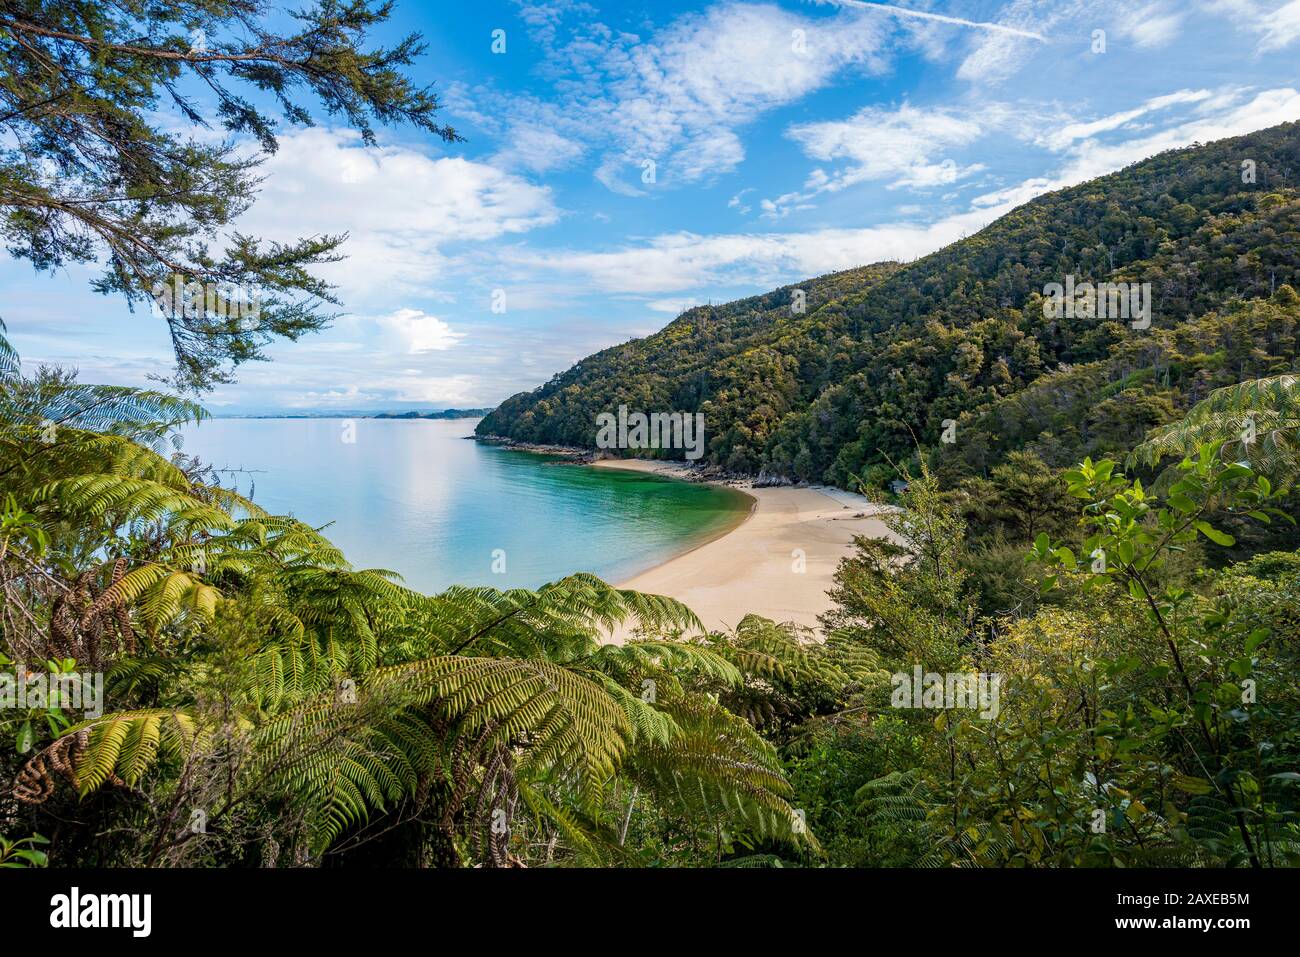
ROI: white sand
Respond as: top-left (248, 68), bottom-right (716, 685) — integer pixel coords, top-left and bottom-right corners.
top-left (592, 459), bottom-right (897, 641)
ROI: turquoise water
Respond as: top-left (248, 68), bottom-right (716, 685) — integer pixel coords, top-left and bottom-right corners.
top-left (178, 418), bottom-right (751, 594)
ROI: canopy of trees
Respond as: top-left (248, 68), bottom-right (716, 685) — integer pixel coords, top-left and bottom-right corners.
top-left (480, 122), bottom-right (1300, 488)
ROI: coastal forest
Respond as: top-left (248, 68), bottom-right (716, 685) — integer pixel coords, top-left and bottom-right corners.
top-left (478, 121), bottom-right (1300, 867)
top-left (479, 122), bottom-right (1300, 489)
top-left (2, 0), bottom-right (1298, 869)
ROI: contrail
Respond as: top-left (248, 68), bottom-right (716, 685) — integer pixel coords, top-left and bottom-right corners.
top-left (827, 0), bottom-right (1048, 42)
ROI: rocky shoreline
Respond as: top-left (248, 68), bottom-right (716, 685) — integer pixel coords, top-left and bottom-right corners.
top-left (472, 433), bottom-right (600, 462)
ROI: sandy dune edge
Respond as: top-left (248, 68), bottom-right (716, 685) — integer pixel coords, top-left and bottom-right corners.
top-left (591, 459), bottom-right (896, 642)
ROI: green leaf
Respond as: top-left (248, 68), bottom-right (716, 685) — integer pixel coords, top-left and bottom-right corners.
top-left (1170, 774), bottom-right (1214, 795)
top-left (1193, 521), bottom-right (1234, 546)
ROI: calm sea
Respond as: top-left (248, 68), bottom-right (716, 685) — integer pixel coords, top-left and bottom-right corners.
top-left (178, 417), bottom-right (750, 594)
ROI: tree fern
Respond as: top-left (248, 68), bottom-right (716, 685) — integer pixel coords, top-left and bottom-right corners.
top-left (2, 333), bottom-right (815, 866)
top-left (1133, 374), bottom-right (1300, 480)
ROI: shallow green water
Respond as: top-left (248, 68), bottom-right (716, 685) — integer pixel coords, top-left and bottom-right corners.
top-left (179, 417), bottom-right (751, 594)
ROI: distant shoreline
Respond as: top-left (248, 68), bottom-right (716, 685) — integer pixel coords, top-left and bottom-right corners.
top-left (212, 411), bottom-right (489, 420)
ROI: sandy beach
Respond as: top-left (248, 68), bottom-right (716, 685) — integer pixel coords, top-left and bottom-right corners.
top-left (593, 460), bottom-right (897, 641)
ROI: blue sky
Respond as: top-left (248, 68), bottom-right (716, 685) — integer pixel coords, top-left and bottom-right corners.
top-left (7, 0), bottom-right (1300, 414)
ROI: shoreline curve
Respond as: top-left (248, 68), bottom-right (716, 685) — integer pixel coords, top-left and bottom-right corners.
top-left (590, 459), bottom-right (897, 642)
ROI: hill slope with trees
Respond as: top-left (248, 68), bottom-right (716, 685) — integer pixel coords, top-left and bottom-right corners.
top-left (478, 122), bottom-right (1300, 486)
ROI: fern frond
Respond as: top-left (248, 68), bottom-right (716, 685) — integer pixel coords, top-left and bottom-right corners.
top-left (1133, 374), bottom-right (1300, 480)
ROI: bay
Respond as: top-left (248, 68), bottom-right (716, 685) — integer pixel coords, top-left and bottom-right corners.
top-left (179, 417), bottom-right (751, 594)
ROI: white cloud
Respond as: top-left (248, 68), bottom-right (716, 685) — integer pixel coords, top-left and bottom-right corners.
top-left (763, 102), bottom-right (994, 216)
top-left (647, 297), bottom-right (704, 314)
top-left (374, 308), bottom-right (465, 353)
top-left (239, 127), bottom-right (559, 306)
top-left (1048, 87), bottom-right (1300, 185)
top-left (954, 0), bottom-right (1056, 84)
top-left (274, 372), bottom-right (482, 410)
top-left (492, 123), bottom-right (586, 174)
top-left (510, 0), bottom-right (598, 51)
top-left (1259, 1), bottom-right (1300, 51)
top-left (1117, 3), bottom-right (1185, 48)
top-left (389, 374), bottom-right (481, 405)
top-left (1042, 89), bottom-right (1213, 151)
top-left (953, 0), bottom-right (1177, 85)
top-left (674, 130), bottom-right (747, 182)
top-left (588, 1), bottom-right (886, 183)
top-left (212, 338), bottom-right (490, 410)
top-left (289, 384), bottom-right (381, 407)
top-left (503, 205), bottom-right (1009, 295)
top-left (501, 85), bottom-right (1300, 297)
top-left (728, 188), bottom-right (755, 215)
top-left (478, 2), bottom-right (892, 190)
top-left (1221, 0), bottom-right (1300, 52)
top-left (798, 103), bottom-right (982, 181)
top-left (956, 30), bottom-right (1021, 84)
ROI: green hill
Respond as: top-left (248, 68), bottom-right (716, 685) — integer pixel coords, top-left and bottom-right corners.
top-left (478, 122), bottom-right (1300, 487)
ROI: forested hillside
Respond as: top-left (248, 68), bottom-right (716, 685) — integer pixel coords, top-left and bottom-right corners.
top-left (479, 122), bottom-right (1300, 487)
top-left (480, 261), bottom-right (900, 473)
